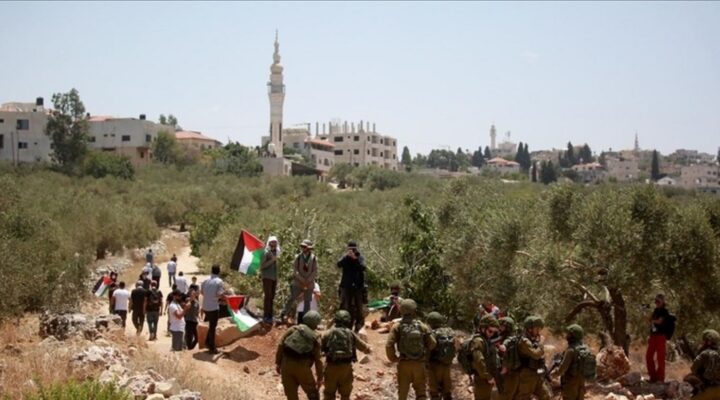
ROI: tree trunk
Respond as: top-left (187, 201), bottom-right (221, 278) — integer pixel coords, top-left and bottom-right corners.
top-left (608, 287), bottom-right (630, 355)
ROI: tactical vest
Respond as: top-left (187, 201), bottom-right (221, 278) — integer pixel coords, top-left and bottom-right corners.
top-left (430, 327), bottom-right (456, 365)
top-left (700, 349), bottom-right (720, 385)
top-left (519, 337), bottom-right (544, 371)
top-left (325, 327), bottom-right (356, 363)
top-left (283, 325), bottom-right (317, 359)
top-left (397, 320), bottom-right (426, 360)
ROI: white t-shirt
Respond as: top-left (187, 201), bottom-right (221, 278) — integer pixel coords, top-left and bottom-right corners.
top-left (175, 276), bottom-right (188, 294)
top-left (142, 264), bottom-right (153, 280)
top-left (112, 289), bottom-right (131, 311)
top-left (297, 282), bottom-right (321, 313)
top-left (168, 301), bottom-right (186, 332)
top-left (167, 261), bottom-right (177, 274)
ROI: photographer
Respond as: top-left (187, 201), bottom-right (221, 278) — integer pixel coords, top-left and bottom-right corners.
top-left (646, 294), bottom-right (674, 383)
top-left (168, 289), bottom-right (191, 352)
top-left (337, 241), bottom-right (366, 333)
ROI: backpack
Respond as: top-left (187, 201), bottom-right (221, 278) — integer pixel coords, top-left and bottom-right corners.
top-left (397, 320), bottom-right (426, 360)
top-left (665, 314), bottom-right (677, 340)
top-left (284, 325), bottom-right (317, 357)
top-left (458, 334), bottom-right (481, 375)
top-left (503, 336), bottom-right (522, 371)
top-left (430, 327), bottom-right (456, 365)
top-left (148, 290), bottom-right (161, 308)
top-left (573, 344), bottom-right (597, 381)
top-left (700, 349), bottom-right (720, 384)
top-left (325, 327), bottom-right (355, 362)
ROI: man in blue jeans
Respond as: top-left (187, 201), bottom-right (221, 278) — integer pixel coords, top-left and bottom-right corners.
top-left (201, 264), bottom-right (226, 354)
top-left (144, 281), bottom-right (163, 341)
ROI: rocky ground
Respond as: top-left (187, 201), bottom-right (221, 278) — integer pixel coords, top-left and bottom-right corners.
top-left (0, 230), bottom-right (698, 399)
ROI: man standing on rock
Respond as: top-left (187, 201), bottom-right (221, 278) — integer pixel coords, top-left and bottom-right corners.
top-left (261, 236), bottom-right (281, 325)
top-left (129, 281), bottom-right (147, 335)
top-left (280, 240), bottom-right (318, 325)
top-left (337, 241), bottom-right (366, 333)
top-left (646, 294), bottom-right (674, 383)
top-left (201, 264), bottom-right (225, 354)
top-left (111, 281), bottom-right (130, 328)
top-left (145, 281), bottom-right (163, 341)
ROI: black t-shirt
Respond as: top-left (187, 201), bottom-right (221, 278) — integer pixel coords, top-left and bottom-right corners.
top-left (337, 253), bottom-right (366, 289)
top-left (130, 288), bottom-right (147, 312)
top-left (189, 283), bottom-right (200, 293)
top-left (145, 289), bottom-right (163, 312)
top-left (651, 307), bottom-right (672, 336)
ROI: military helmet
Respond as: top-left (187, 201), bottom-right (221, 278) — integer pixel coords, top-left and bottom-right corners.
top-left (499, 316), bottom-right (516, 331)
top-left (426, 312), bottom-right (445, 329)
top-left (534, 317), bottom-right (545, 329)
top-left (399, 299), bottom-right (417, 315)
top-left (302, 310), bottom-right (322, 330)
top-left (566, 324), bottom-right (584, 341)
top-left (703, 329), bottom-right (720, 346)
top-left (334, 310), bottom-right (351, 327)
top-left (523, 316), bottom-right (536, 330)
top-left (477, 315), bottom-right (500, 329)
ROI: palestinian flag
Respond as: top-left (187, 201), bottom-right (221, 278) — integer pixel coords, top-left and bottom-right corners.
top-left (230, 230), bottom-right (264, 275)
top-left (226, 295), bottom-right (259, 332)
top-left (93, 276), bottom-right (113, 297)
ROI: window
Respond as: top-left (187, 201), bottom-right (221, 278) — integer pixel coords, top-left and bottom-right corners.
top-left (367, 150), bottom-right (370, 155)
top-left (18, 142), bottom-right (28, 149)
top-left (333, 136), bottom-right (344, 142)
top-left (334, 150), bottom-right (343, 156)
top-left (0, 118), bottom-right (4, 123)
top-left (354, 136), bottom-right (359, 141)
top-left (16, 119), bottom-right (29, 130)
top-left (145, 134), bottom-right (151, 142)
top-left (0, 134), bottom-right (3, 149)
top-left (88, 136), bottom-right (96, 143)
top-left (122, 135), bottom-right (131, 142)
top-left (353, 149), bottom-right (359, 155)
top-left (380, 139), bottom-right (384, 144)
top-left (380, 152), bottom-right (384, 157)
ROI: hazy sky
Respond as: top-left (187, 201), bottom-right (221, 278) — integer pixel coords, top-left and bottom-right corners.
top-left (2, 1), bottom-right (719, 155)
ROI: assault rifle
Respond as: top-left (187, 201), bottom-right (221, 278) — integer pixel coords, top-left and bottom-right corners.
top-left (544, 353), bottom-right (564, 381)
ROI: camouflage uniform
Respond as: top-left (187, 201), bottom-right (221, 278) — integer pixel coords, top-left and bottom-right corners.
top-left (469, 316), bottom-right (500, 400)
top-left (689, 330), bottom-right (720, 400)
top-left (276, 311), bottom-right (324, 400)
top-left (321, 310), bottom-right (371, 400)
top-left (427, 312), bottom-right (455, 400)
top-left (498, 317), bottom-right (520, 400)
top-left (555, 325), bottom-right (586, 400)
top-left (515, 316), bottom-right (550, 400)
top-left (386, 299), bottom-right (437, 400)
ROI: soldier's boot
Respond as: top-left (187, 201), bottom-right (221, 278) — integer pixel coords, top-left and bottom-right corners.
top-left (472, 378), bottom-right (493, 400)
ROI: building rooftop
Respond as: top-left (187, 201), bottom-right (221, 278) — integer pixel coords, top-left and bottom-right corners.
top-left (487, 157), bottom-right (520, 166)
top-left (305, 137), bottom-right (334, 148)
top-left (175, 130), bottom-right (220, 143)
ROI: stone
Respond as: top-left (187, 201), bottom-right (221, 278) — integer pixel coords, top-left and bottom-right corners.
top-left (596, 345), bottom-right (631, 381)
top-left (243, 366), bottom-right (251, 374)
top-left (156, 379), bottom-right (181, 397)
top-left (145, 368), bottom-right (165, 382)
top-left (98, 370), bottom-right (119, 385)
top-left (70, 345), bottom-right (128, 370)
top-left (121, 374), bottom-right (156, 397)
top-left (95, 314), bottom-right (122, 331)
top-left (146, 395), bottom-right (165, 400)
top-left (3, 344), bottom-right (22, 356)
top-left (618, 371), bottom-right (643, 386)
top-left (605, 395), bottom-right (629, 400)
top-left (40, 336), bottom-right (59, 347)
top-left (169, 391), bottom-right (203, 400)
top-left (197, 318), bottom-right (258, 349)
top-left (358, 355), bottom-right (371, 365)
top-left (39, 312), bottom-right (91, 340)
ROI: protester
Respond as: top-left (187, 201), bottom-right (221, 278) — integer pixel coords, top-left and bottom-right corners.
top-left (129, 281), bottom-right (147, 335)
top-left (261, 235), bottom-right (281, 325)
top-left (107, 272), bottom-right (119, 314)
top-left (175, 271), bottom-right (189, 294)
top-left (479, 298), bottom-right (502, 319)
top-left (142, 263), bottom-right (153, 283)
top-left (189, 276), bottom-right (200, 293)
top-left (171, 253), bottom-right (177, 263)
top-left (151, 263), bottom-right (162, 286)
top-left (184, 289), bottom-right (200, 350)
top-left (139, 272), bottom-right (151, 290)
top-left (146, 248), bottom-right (154, 264)
top-left (111, 281), bottom-right (130, 328)
top-left (168, 290), bottom-right (190, 352)
top-left (167, 258), bottom-right (177, 287)
top-left (337, 240), bottom-right (366, 333)
top-left (165, 284), bottom-right (178, 337)
top-left (201, 264), bottom-right (226, 354)
top-left (145, 281), bottom-right (163, 341)
top-left (647, 294), bottom-right (674, 383)
top-left (280, 239), bottom-right (318, 324)
top-left (297, 282), bottom-right (321, 324)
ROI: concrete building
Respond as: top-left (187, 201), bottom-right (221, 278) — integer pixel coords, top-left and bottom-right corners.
top-left (175, 130), bottom-right (222, 150)
top-left (655, 176), bottom-right (678, 187)
top-left (318, 120), bottom-right (398, 170)
top-left (283, 126), bottom-right (335, 174)
top-left (87, 115), bottom-right (166, 167)
top-left (679, 163), bottom-right (720, 190)
top-left (490, 126), bottom-right (517, 158)
top-left (605, 157), bottom-right (640, 182)
top-left (0, 98), bottom-right (52, 164)
top-left (485, 157), bottom-right (520, 174)
top-left (571, 162), bottom-right (607, 184)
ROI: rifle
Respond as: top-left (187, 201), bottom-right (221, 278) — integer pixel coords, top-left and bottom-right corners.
top-left (544, 353), bottom-right (564, 382)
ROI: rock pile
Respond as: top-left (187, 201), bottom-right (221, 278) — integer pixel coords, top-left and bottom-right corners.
top-left (39, 312), bottom-right (122, 340)
top-left (597, 345), bottom-right (632, 381)
top-left (99, 368), bottom-right (201, 400)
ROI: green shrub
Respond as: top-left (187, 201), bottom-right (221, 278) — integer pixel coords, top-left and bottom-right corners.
top-left (83, 151), bottom-right (134, 180)
top-left (23, 380), bottom-right (131, 400)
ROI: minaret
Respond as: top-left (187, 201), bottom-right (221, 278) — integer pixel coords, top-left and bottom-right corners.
top-left (490, 124), bottom-right (497, 150)
top-left (268, 30), bottom-right (285, 157)
top-left (634, 131), bottom-right (640, 153)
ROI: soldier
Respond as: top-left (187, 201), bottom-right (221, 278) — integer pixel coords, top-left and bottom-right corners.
top-left (466, 315), bottom-right (501, 400)
top-left (426, 311), bottom-right (456, 400)
top-left (386, 299), bottom-right (437, 400)
top-left (321, 310), bottom-right (371, 400)
top-left (515, 316), bottom-right (550, 400)
top-left (276, 311), bottom-right (324, 400)
top-left (498, 317), bottom-right (521, 400)
top-left (685, 329), bottom-right (720, 399)
top-left (552, 324), bottom-right (588, 400)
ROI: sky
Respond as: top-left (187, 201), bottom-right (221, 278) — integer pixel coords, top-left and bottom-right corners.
top-left (1, 1), bottom-right (719, 156)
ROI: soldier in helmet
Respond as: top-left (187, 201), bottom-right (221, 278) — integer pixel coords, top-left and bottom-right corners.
top-left (515, 316), bottom-right (550, 400)
top-left (276, 311), bottom-right (324, 400)
top-left (426, 311), bottom-right (456, 400)
top-left (552, 324), bottom-right (588, 400)
top-left (321, 310), bottom-right (371, 400)
top-left (386, 299), bottom-right (437, 400)
top-left (498, 317), bottom-right (521, 400)
top-left (468, 315), bottom-right (502, 400)
top-left (685, 329), bottom-right (720, 399)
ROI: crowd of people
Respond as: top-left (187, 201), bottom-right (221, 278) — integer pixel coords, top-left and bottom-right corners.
top-left (96, 243), bottom-right (719, 400)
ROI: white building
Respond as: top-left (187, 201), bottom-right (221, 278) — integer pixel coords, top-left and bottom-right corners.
top-left (655, 176), bottom-right (677, 186)
top-left (485, 157), bottom-right (520, 174)
top-left (571, 162), bottom-right (607, 184)
top-left (87, 115), bottom-right (166, 167)
top-left (318, 120), bottom-right (398, 170)
top-left (0, 98), bottom-right (52, 164)
top-left (283, 126), bottom-right (335, 174)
